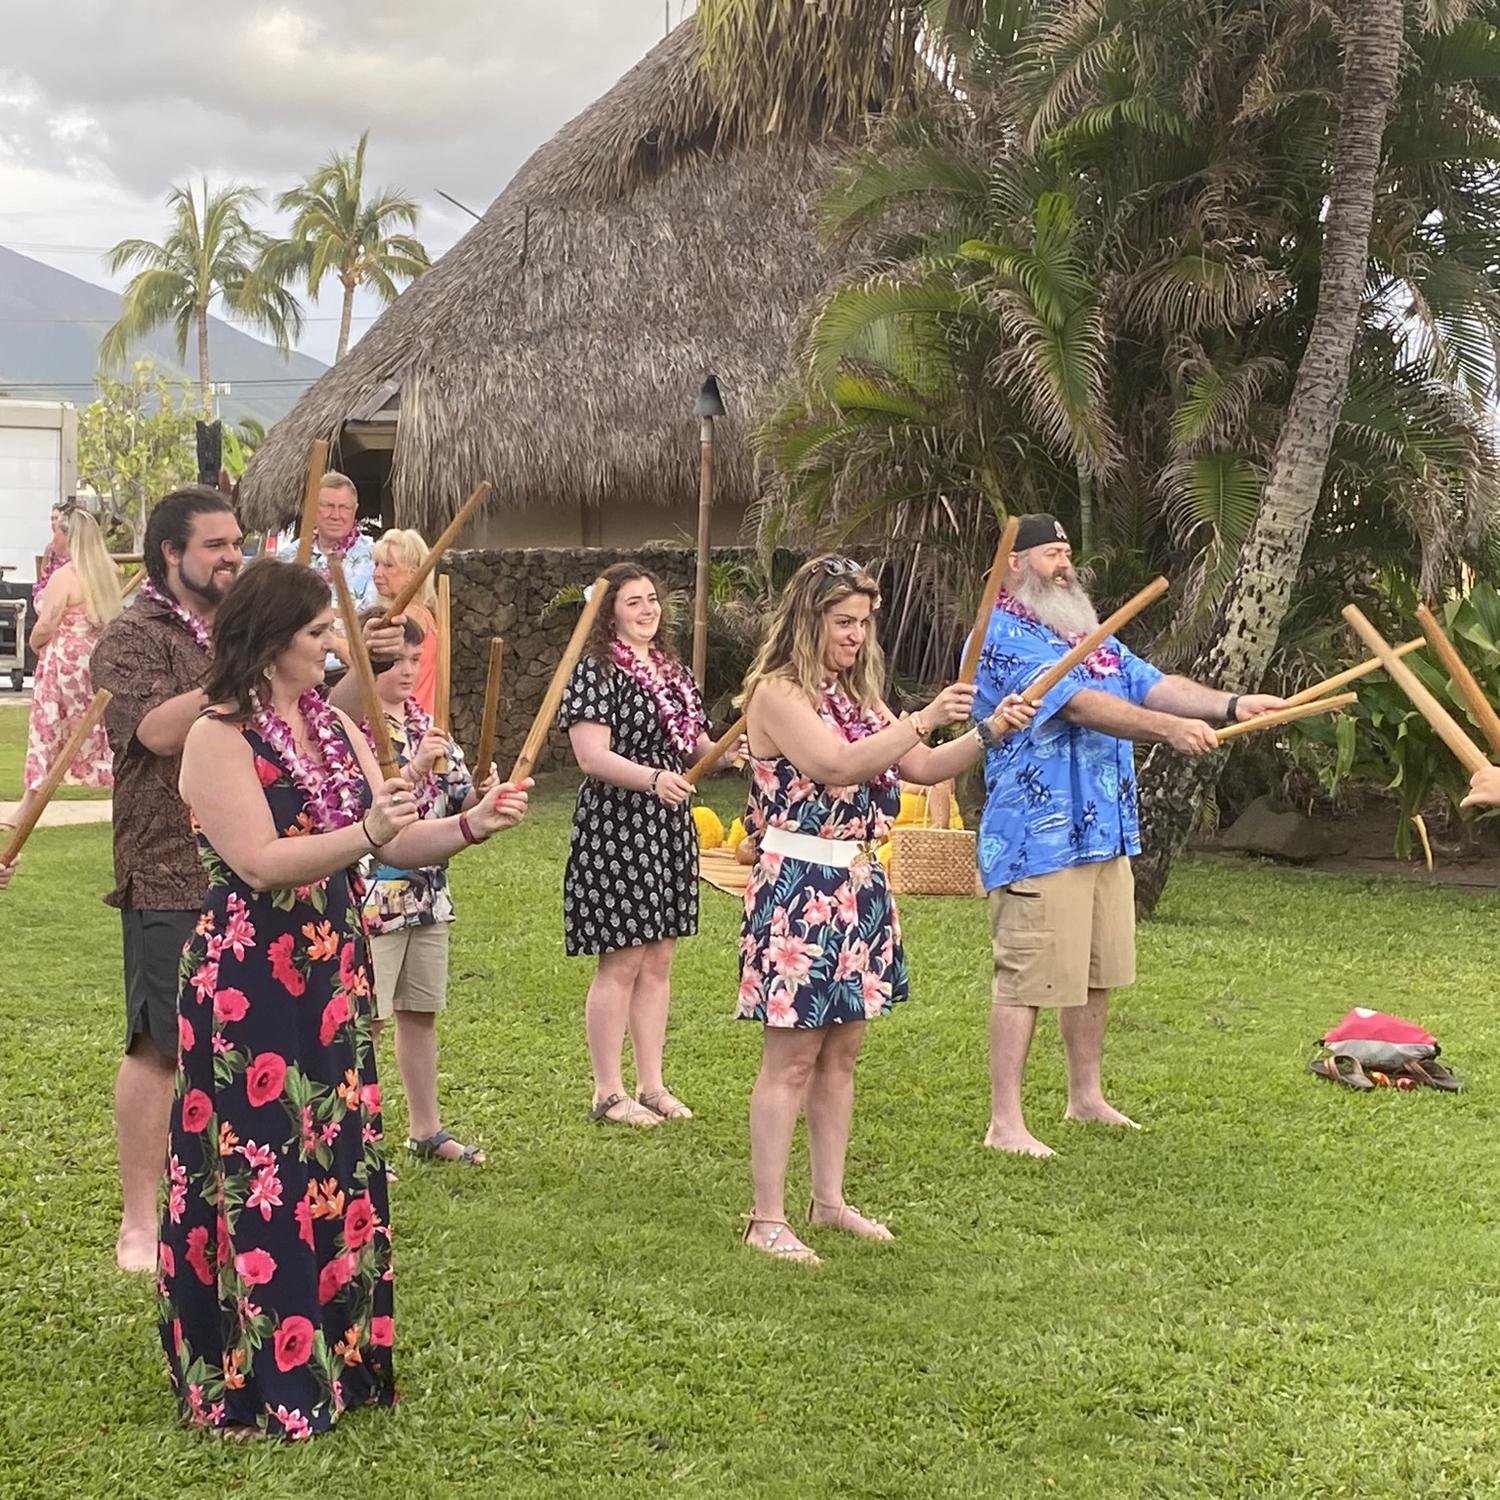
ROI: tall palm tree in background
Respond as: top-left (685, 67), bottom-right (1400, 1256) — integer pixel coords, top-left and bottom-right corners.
top-left (696, 0), bottom-right (1500, 905)
top-left (100, 180), bottom-right (302, 405)
top-left (265, 131), bottom-right (430, 362)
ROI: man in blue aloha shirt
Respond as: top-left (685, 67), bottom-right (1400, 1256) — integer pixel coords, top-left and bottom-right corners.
top-left (271, 470), bottom-right (378, 673)
top-left (972, 514), bottom-right (1283, 1156)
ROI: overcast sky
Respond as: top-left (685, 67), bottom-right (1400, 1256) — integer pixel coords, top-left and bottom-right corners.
top-left (0, 1), bottom-right (699, 366)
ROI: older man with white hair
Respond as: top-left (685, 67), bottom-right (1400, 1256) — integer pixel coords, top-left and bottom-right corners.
top-left (971, 514), bottom-right (1283, 1156)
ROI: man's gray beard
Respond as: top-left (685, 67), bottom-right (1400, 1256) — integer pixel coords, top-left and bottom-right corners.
top-left (1011, 566), bottom-right (1100, 638)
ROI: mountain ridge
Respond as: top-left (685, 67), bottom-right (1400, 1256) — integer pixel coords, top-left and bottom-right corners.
top-left (0, 245), bottom-right (327, 425)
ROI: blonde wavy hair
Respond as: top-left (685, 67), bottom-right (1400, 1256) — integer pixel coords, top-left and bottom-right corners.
top-left (741, 555), bottom-right (885, 712)
top-left (372, 528), bottom-right (437, 610)
top-left (64, 509), bottom-right (123, 628)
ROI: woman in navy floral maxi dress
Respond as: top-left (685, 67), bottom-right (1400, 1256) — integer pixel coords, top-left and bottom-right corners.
top-left (157, 559), bottom-right (531, 1438)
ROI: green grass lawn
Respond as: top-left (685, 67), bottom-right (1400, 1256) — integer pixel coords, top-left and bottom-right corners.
top-left (0, 701), bottom-right (111, 801)
top-left (0, 773), bottom-right (1497, 1498)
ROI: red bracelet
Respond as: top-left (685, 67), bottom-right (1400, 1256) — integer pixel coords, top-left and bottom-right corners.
top-left (458, 812), bottom-right (480, 846)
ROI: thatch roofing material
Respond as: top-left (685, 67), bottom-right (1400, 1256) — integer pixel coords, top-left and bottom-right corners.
top-left (240, 19), bottom-right (847, 533)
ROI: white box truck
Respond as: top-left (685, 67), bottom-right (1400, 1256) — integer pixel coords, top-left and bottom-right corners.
top-left (0, 398), bottom-right (79, 585)
top-left (0, 399), bottom-right (78, 690)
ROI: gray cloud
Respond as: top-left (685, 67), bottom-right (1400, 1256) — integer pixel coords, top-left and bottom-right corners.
top-left (0, 2), bottom-right (696, 359)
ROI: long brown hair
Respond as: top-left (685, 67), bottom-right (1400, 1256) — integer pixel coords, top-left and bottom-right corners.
top-left (583, 562), bottom-right (683, 669)
top-left (741, 555), bottom-right (885, 711)
top-left (203, 559), bottom-right (332, 720)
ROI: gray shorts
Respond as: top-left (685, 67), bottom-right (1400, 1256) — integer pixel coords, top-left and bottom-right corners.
top-left (122, 908), bottom-right (195, 1059)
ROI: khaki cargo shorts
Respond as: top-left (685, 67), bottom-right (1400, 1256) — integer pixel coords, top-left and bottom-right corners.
top-left (368, 923), bottom-right (450, 1022)
top-left (988, 856), bottom-right (1136, 1008)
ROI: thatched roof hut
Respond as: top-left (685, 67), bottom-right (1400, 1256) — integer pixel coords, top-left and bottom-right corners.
top-left (239, 17), bottom-right (853, 540)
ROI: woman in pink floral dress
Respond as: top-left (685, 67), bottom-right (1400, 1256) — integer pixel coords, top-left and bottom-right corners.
top-left (736, 556), bottom-right (1033, 1264)
top-left (159, 559), bottom-right (530, 1439)
top-left (13, 508), bottom-right (119, 830)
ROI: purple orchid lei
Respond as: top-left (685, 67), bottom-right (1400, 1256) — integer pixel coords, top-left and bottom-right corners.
top-left (252, 690), bottom-right (366, 831)
top-left (361, 698), bottom-right (441, 816)
top-left (142, 579), bottom-right (214, 655)
top-left (995, 590), bottom-right (1121, 678)
top-left (822, 682), bottom-right (900, 792)
top-left (609, 638), bottom-right (705, 758)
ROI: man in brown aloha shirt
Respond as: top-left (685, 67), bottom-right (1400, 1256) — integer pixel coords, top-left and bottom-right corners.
top-left (90, 487), bottom-right (242, 1273)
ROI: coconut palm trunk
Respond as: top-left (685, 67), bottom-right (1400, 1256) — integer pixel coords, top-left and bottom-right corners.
top-left (1132, 0), bottom-right (1405, 916)
top-left (337, 276), bottom-right (357, 361)
top-left (197, 308), bottom-right (212, 407)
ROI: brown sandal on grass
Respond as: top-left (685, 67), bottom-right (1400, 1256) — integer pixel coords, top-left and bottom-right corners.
top-left (1404, 1057), bottom-right (1463, 1092)
top-left (808, 1197), bottom-right (895, 1242)
top-left (741, 1215), bottom-right (820, 1265)
top-left (590, 1093), bottom-right (660, 1128)
top-left (637, 1088), bottom-right (694, 1121)
top-left (1309, 1054), bottom-right (1375, 1091)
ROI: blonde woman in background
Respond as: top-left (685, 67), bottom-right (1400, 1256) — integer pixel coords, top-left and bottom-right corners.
top-left (372, 528), bottom-right (439, 714)
top-left (10, 508), bottom-right (122, 830)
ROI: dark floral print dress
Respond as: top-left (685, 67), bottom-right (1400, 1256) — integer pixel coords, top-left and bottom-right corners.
top-left (157, 722), bottom-right (394, 1440)
top-left (736, 747), bottom-right (909, 1029)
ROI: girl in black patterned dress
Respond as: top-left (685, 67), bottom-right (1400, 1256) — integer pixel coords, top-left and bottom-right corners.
top-left (560, 563), bottom-right (739, 1127)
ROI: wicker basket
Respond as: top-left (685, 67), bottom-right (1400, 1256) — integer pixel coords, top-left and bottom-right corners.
top-left (887, 826), bottom-right (983, 897)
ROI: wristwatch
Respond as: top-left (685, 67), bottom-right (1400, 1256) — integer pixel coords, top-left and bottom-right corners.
top-left (1225, 694), bottom-right (1241, 725)
top-left (976, 716), bottom-right (1005, 750)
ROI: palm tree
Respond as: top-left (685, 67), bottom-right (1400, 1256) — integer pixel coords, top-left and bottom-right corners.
top-left (100, 180), bottom-right (302, 405)
top-left (1132, 0), bottom-right (1409, 910)
top-left (265, 131), bottom-right (430, 361)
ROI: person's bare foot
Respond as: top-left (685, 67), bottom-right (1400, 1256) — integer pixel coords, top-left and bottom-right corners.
top-left (115, 1228), bottom-right (157, 1273)
top-left (1064, 1100), bottom-right (1139, 1129)
top-left (983, 1124), bottom-right (1056, 1157)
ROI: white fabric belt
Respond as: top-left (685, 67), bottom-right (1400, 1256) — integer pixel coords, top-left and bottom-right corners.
top-left (760, 826), bottom-right (872, 868)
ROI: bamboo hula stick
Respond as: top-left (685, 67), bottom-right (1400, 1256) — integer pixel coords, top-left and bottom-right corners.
top-left (1282, 638), bottom-right (1425, 708)
top-left (1415, 603), bottom-right (1500, 756)
top-left (434, 573), bottom-right (452, 773)
top-left (1342, 605), bottom-right (1490, 775)
top-left (686, 714), bottom-right (747, 788)
top-left (329, 555), bottom-right (400, 781)
top-left (380, 481), bottom-right (492, 624)
top-left (1215, 692), bottom-right (1357, 744)
top-left (1021, 576), bottom-right (1170, 705)
top-left (507, 576), bottom-right (610, 783)
top-left (958, 516), bottom-right (1021, 685)
top-left (1, 688), bottom-right (112, 864)
top-left (293, 439), bottom-right (331, 566)
top-left (473, 637), bottom-right (506, 782)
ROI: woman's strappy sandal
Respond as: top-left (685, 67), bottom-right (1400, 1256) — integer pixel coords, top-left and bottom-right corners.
top-left (741, 1215), bottom-right (821, 1265)
top-left (407, 1129), bottom-right (485, 1165)
top-left (637, 1088), bottom-right (694, 1121)
top-left (590, 1093), bottom-right (660, 1128)
top-left (808, 1198), bottom-right (895, 1242)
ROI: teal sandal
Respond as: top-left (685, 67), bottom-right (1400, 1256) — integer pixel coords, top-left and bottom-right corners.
top-left (407, 1129), bottom-right (485, 1165)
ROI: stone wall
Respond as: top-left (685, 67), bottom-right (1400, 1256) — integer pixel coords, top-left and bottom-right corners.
top-left (442, 544), bottom-right (757, 774)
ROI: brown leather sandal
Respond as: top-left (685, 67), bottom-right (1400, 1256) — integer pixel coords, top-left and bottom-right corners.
top-left (808, 1197), bottom-right (895, 1242)
top-left (637, 1088), bottom-right (694, 1121)
top-left (741, 1215), bottom-right (821, 1265)
top-left (590, 1093), bottom-right (660, 1127)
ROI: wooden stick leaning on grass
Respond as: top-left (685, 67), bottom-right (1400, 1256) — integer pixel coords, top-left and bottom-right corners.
top-left (1215, 692), bottom-right (1357, 743)
top-left (1, 688), bottom-right (111, 864)
top-left (379, 481), bottom-right (492, 625)
top-left (1282, 638), bottom-right (1424, 708)
top-left (686, 714), bottom-right (747, 788)
top-left (1342, 605), bottom-right (1490, 775)
top-left (434, 573), bottom-right (453, 774)
top-left (1414, 603), bottom-right (1500, 756)
top-left (1021, 576), bottom-right (1170, 705)
top-left (507, 577), bottom-right (610, 783)
top-left (329, 555), bottom-right (400, 781)
top-left (958, 516), bottom-right (1021, 684)
top-left (293, 439), bottom-right (331, 566)
top-left (473, 637), bottom-right (505, 781)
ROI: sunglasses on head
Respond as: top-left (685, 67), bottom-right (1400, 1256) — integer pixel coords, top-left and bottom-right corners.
top-left (813, 556), bottom-right (867, 594)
